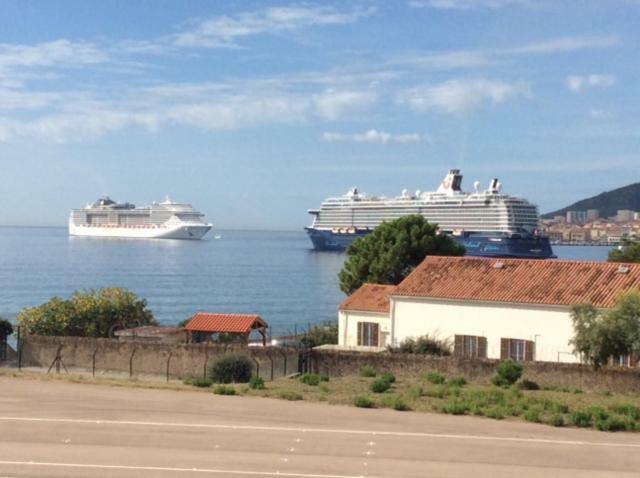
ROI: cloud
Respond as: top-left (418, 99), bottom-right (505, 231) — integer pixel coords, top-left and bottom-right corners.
top-left (398, 79), bottom-right (530, 114)
top-left (566, 74), bottom-right (616, 92)
top-left (173, 6), bottom-right (375, 48)
top-left (311, 89), bottom-right (378, 120)
top-left (409, 0), bottom-right (529, 9)
top-left (322, 129), bottom-right (428, 144)
top-left (507, 36), bottom-right (620, 55)
top-left (0, 39), bottom-right (108, 70)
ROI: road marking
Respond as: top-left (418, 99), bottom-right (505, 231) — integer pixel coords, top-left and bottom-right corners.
top-left (0, 416), bottom-right (638, 449)
top-left (0, 461), bottom-right (366, 477)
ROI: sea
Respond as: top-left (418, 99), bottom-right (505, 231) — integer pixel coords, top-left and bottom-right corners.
top-left (0, 227), bottom-right (613, 334)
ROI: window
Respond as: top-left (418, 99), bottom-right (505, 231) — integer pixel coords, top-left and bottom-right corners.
top-left (454, 335), bottom-right (487, 359)
top-left (357, 322), bottom-right (379, 347)
top-left (500, 338), bottom-right (534, 362)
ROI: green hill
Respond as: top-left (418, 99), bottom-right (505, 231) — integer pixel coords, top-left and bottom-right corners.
top-left (543, 182), bottom-right (640, 219)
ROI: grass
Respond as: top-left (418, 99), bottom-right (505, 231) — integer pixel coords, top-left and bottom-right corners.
top-left (3, 366), bottom-right (639, 432)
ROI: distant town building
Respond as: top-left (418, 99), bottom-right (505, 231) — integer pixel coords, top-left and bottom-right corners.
top-left (586, 209), bottom-right (600, 221)
top-left (617, 209), bottom-right (635, 222)
top-left (339, 257), bottom-right (640, 364)
top-left (566, 210), bottom-right (587, 224)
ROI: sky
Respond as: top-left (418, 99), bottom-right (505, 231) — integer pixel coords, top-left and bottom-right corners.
top-left (0, 0), bottom-right (639, 229)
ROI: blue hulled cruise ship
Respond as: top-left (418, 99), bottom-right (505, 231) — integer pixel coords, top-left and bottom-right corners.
top-left (305, 169), bottom-right (555, 259)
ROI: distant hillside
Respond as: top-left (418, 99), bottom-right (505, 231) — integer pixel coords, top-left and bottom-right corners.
top-left (543, 182), bottom-right (640, 219)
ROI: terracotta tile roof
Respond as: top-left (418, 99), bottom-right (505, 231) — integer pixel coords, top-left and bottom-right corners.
top-left (393, 256), bottom-right (640, 308)
top-left (185, 313), bottom-right (267, 333)
top-left (339, 284), bottom-right (396, 313)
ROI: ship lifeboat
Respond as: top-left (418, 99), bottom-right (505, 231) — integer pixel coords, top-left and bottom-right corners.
top-left (331, 227), bottom-right (339, 234)
top-left (347, 227), bottom-right (356, 234)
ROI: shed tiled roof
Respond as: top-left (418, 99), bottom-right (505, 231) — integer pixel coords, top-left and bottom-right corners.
top-left (339, 284), bottom-right (396, 313)
top-left (185, 313), bottom-right (267, 333)
top-left (393, 256), bottom-right (640, 308)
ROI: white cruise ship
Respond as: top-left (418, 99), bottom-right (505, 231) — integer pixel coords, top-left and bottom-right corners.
top-left (69, 197), bottom-right (212, 240)
top-left (306, 169), bottom-right (554, 258)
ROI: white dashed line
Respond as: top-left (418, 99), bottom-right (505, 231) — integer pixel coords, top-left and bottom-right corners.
top-left (0, 416), bottom-right (638, 449)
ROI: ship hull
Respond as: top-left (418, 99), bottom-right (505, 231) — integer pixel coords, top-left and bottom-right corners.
top-left (305, 228), bottom-right (555, 259)
top-left (69, 223), bottom-right (212, 240)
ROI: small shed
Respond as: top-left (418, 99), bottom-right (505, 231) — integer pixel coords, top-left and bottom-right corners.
top-left (184, 313), bottom-right (269, 345)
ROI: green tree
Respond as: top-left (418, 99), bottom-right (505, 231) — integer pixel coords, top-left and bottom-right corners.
top-left (17, 287), bottom-right (156, 337)
top-left (608, 240), bottom-right (640, 263)
top-left (338, 215), bottom-right (465, 295)
top-left (0, 317), bottom-right (13, 337)
top-left (300, 322), bottom-right (338, 348)
top-left (570, 290), bottom-right (640, 368)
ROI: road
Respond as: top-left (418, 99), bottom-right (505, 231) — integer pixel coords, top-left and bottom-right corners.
top-left (1, 377), bottom-right (639, 477)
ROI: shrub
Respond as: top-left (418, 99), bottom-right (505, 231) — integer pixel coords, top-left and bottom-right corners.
top-left (440, 400), bottom-right (469, 415)
top-left (425, 372), bottom-right (445, 384)
top-left (423, 385), bottom-right (447, 398)
top-left (491, 360), bottom-right (523, 387)
top-left (209, 354), bottom-right (253, 384)
top-left (407, 385), bottom-right (423, 400)
top-left (396, 335), bottom-right (452, 356)
top-left (191, 378), bottom-right (213, 388)
top-left (248, 376), bottom-right (265, 390)
top-left (370, 378), bottom-right (392, 393)
top-left (523, 408), bottom-right (542, 423)
top-left (448, 377), bottom-right (467, 387)
top-left (609, 404), bottom-right (640, 420)
top-left (354, 395), bottom-right (375, 408)
top-left (213, 385), bottom-right (236, 396)
top-left (300, 322), bottom-right (338, 348)
top-left (596, 416), bottom-right (628, 432)
top-left (359, 366), bottom-right (376, 378)
top-left (392, 398), bottom-right (410, 411)
top-left (518, 379), bottom-right (540, 390)
top-left (588, 406), bottom-right (609, 421)
top-left (280, 391), bottom-right (303, 401)
top-left (554, 403), bottom-right (570, 414)
top-left (549, 414), bottom-right (566, 427)
top-left (484, 406), bottom-right (506, 420)
top-left (380, 372), bottom-right (396, 383)
top-left (300, 373), bottom-right (321, 386)
top-left (318, 383), bottom-right (330, 393)
top-left (571, 410), bottom-right (593, 428)
top-left (0, 318), bottom-right (13, 337)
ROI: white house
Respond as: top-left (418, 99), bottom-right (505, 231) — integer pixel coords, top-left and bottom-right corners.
top-left (339, 256), bottom-right (640, 363)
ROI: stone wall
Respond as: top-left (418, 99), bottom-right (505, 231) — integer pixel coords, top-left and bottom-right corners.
top-left (310, 349), bottom-right (640, 394)
top-left (20, 335), bottom-right (300, 380)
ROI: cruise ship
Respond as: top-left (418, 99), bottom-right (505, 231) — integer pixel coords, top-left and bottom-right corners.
top-left (69, 197), bottom-right (212, 240)
top-left (305, 169), bottom-right (555, 258)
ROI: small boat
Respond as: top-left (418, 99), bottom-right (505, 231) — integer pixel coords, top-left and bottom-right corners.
top-left (214, 235), bottom-right (222, 240)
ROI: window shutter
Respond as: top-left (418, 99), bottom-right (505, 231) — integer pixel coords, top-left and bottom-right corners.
top-left (357, 322), bottom-right (363, 346)
top-left (525, 340), bottom-right (534, 362)
top-left (500, 338), bottom-right (509, 360)
top-left (372, 323), bottom-right (380, 347)
top-left (478, 337), bottom-right (487, 359)
top-left (454, 335), bottom-right (464, 357)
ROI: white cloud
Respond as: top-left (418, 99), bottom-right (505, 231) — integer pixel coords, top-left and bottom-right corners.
top-left (398, 79), bottom-right (530, 114)
top-left (322, 129), bottom-right (428, 144)
top-left (311, 90), bottom-right (377, 120)
top-left (173, 6), bottom-right (375, 48)
top-left (409, 0), bottom-right (529, 9)
top-left (0, 39), bottom-right (107, 70)
top-left (507, 36), bottom-right (620, 55)
top-left (566, 74), bottom-right (616, 92)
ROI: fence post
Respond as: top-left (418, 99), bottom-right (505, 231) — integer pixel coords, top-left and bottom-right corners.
top-left (129, 347), bottom-right (137, 379)
top-left (203, 348), bottom-right (210, 379)
top-left (17, 326), bottom-right (22, 371)
top-left (166, 350), bottom-right (173, 383)
top-left (267, 351), bottom-right (274, 380)
top-left (92, 347), bottom-right (99, 377)
top-left (251, 355), bottom-right (260, 379)
top-left (278, 348), bottom-right (287, 377)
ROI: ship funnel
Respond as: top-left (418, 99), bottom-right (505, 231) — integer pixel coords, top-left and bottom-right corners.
top-left (436, 169), bottom-right (463, 195)
top-left (489, 178), bottom-right (500, 193)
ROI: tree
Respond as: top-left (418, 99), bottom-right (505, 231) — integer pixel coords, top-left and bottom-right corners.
top-left (16, 287), bottom-right (156, 337)
top-left (608, 240), bottom-right (640, 263)
top-left (338, 215), bottom-right (465, 295)
top-left (0, 317), bottom-right (13, 337)
top-left (300, 322), bottom-right (338, 348)
top-left (570, 290), bottom-right (640, 368)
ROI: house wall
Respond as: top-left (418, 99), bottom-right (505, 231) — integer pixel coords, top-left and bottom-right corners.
top-left (391, 297), bottom-right (579, 363)
top-left (339, 310), bottom-right (391, 348)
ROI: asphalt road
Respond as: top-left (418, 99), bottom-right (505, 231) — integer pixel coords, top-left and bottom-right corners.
top-left (1, 377), bottom-right (639, 477)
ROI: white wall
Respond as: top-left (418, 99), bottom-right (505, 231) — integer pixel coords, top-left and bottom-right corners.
top-left (339, 310), bottom-right (391, 349)
top-left (391, 298), bottom-right (579, 363)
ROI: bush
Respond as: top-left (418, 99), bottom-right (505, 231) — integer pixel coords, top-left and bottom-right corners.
top-left (359, 366), bottom-right (376, 377)
top-left (448, 377), bottom-right (467, 387)
top-left (425, 372), bottom-right (446, 384)
top-left (407, 385), bottom-right (423, 400)
top-left (0, 318), bottom-right (13, 337)
top-left (299, 373), bottom-right (321, 386)
top-left (484, 406), bottom-right (506, 420)
top-left (395, 335), bottom-right (452, 356)
top-left (571, 410), bottom-right (593, 428)
top-left (440, 400), bottom-right (469, 415)
top-left (248, 376), bottom-right (265, 390)
top-left (213, 385), bottom-right (236, 395)
top-left (609, 404), bottom-right (640, 420)
top-left (300, 322), bottom-right (338, 348)
top-left (280, 391), bottom-right (303, 401)
top-left (491, 360), bottom-right (523, 387)
top-left (596, 416), bottom-right (628, 432)
top-left (191, 378), bottom-right (213, 388)
top-left (518, 379), bottom-right (539, 390)
top-left (380, 372), bottom-right (396, 383)
top-left (549, 414), bottom-right (566, 427)
top-left (209, 354), bottom-right (253, 384)
top-left (392, 398), bottom-right (410, 411)
top-left (354, 395), bottom-right (375, 408)
top-left (370, 378), bottom-right (392, 394)
top-left (523, 408), bottom-right (542, 423)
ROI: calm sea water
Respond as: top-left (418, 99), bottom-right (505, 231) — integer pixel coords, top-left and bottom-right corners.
top-left (0, 227), bottom-right (612, 332)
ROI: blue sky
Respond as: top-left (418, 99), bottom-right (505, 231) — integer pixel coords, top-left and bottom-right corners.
top-left (0, 0), bottom-right (638, 228)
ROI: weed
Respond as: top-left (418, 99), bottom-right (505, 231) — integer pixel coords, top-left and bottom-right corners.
top-left (248, 376), bottom-right (265, 390)
top-left (370, 378), bottom-right (392, 394)
top-left (425, 372), bottom-right (445, 384)
top-left (518, 379), bottom-right (540, 390)
top-left (491, 360), bottom-right (523, 387)
top-left (596, 416), bottom-right (628, 432)
top-left (354, 395), bottom-right (375, 408)
top-left (318, 383), bottom-right (330, 393)
top-left (406, 385), bottom-right (423, 400)
top-left (484, 406), bottom-right (506, 420)
top-left (213, 385), bottom-right (236, 396)
top-left (549, 414), bottom-right (565, 427)
top-left (300, 373), bottom-right (321, 386)
top-left (360, 366), bottom-right (376, 378)
top-left (523, 408), bottom-right (542, 423)
top-left (448, 377), bottom-right (467, 387)
top-left (571, 410), bottom-right (593, 428)
top-left (392, 398), bottom-right (410, 411)
top-left (191, 378), bottom-right (214, 388)
top-left (279, 391), bottom-right (303, 401)
top-left (380, 372), bottom-right (396, 383)
top-left (440, 400), bottom-right (469, 415)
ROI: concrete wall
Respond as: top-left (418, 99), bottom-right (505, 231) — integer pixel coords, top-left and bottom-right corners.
top-left (391, 297), bottom-right (579, 363)
top-left (339, 310), bottom-right (390, 348)
top-left (310, 349), bottom-right (640, 394)
top-left (20, 336), bottom-right (300, 381)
